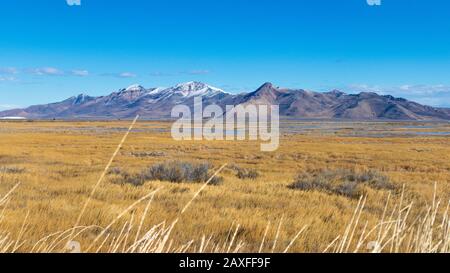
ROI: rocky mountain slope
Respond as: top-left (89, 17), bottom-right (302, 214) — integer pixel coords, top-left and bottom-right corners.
top-left (1, 81), bottom-right (449, 120)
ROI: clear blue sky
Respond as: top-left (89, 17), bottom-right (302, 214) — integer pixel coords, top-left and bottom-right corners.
top-left (1, 0), bottom-right (450, 109)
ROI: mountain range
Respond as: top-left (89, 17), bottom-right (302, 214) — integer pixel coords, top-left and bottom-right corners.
top-left (1, 81), bottom-right (449, 120)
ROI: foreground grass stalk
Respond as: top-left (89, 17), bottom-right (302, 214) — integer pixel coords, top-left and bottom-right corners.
top-left (85, 188), bottom-right (160, 252)
top-left (67, 115), bottom-right (139, 249)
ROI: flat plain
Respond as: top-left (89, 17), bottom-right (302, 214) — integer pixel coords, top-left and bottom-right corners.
top-left (0, 120), bottom-right (449, 253)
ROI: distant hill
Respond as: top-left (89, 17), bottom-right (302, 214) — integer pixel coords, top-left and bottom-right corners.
top-left (2, 81), bottom-right (450, 120)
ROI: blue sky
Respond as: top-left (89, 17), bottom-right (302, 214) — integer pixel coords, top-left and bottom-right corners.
top-left (1, 0), bottom-right (450, 109)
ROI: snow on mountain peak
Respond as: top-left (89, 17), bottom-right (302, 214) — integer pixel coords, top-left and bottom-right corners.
top-left (171, 81), bottom-right (224, 97)
top-left (147, 87), bottom-right (164, 95)
top-left (108, 82), bottom-right (226, 105)
top-left (72, 93), bottom-right (92, 105)
top-left (125, 84), bottom-right (146, 92)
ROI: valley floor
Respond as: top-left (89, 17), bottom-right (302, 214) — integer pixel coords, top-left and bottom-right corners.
top-left (0, 120), bottom-right (449, 252)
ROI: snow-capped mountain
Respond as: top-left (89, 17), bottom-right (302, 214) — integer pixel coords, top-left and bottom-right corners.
top-left (168, 81), bottom-right (224, 97)
top-left (106, 84), bottom-right (154, 103)
top-left (124, 84), bottom-right (146, 92)
top-left (0, 82), bottom-right (229, 119)
top-left (147, 81), bottom-right (225, 102)
top-left (1, 82), bottom-right (450, 120)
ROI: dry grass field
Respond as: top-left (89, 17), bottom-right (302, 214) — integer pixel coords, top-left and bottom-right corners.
top-left (0, 120), bottom-right (449, 253)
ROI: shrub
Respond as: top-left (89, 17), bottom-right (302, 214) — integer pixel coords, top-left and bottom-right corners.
top-left (236, 169), bottom-right (259, 180)
top-left (122, 173), bottom-right (146, 187)
top-left (360, 170), bottom-right (396, 190)
top-left (288, 168), bottom-right (395, 198)
top-left (335, 182), bottom-right (364, 199)
top-left (209, 176), bottom-right (225, 186)
top-left (144, 162), bottom-right (185, 183)
top-left (107, 167), bottom-right (123, 175)
top-left (0, 166), bottom-right (25, 174)
top-left (114, 161), bottom-right (223, 186)
top-left (187, 162), bottom-right (212, 182)
top-left (288, 172), bottom-right (333, 192)
top-left (230, 165), bottom-right (260, 180)
top-left (130, 151), bottom-right (166, 158)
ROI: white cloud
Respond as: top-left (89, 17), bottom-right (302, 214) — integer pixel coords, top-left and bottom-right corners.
top-left (71, 70), bottom-right (89, 77)
top-left (393, 84), bottom-right (450, 95)
top-left (182, 70), bottom-right (210, 75)
top-left (348, 84), bottom-right (383, 94)
top-left (149, 70), bottom-right (211, 77)
top-left (0, 76), bottom-right (16, 82)
top-left (149, 71), bottom-right (175, 77)
top-left (348, 84), bottom-right (450, 96)
top-left (66, 0), bottom-right (81, 6)
top-left (100, 72), bottom-right (138, 78)
top-left (0, 104), bottom-right (20, 110)
top-left (346, 83), bottom-right (450, 107)
top-left (0, 67), bottom-right (18, 75)
top-left (119, 72), bottom-right (137, 78)
top-left (30, 67), bottom-right (64, 76)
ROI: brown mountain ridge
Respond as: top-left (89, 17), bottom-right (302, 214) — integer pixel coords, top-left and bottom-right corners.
top-left (1, 82), bottom-right (449, 120)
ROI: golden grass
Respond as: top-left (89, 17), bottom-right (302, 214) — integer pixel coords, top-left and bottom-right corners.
top-left (0, 120), bottom-right (449, 253)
